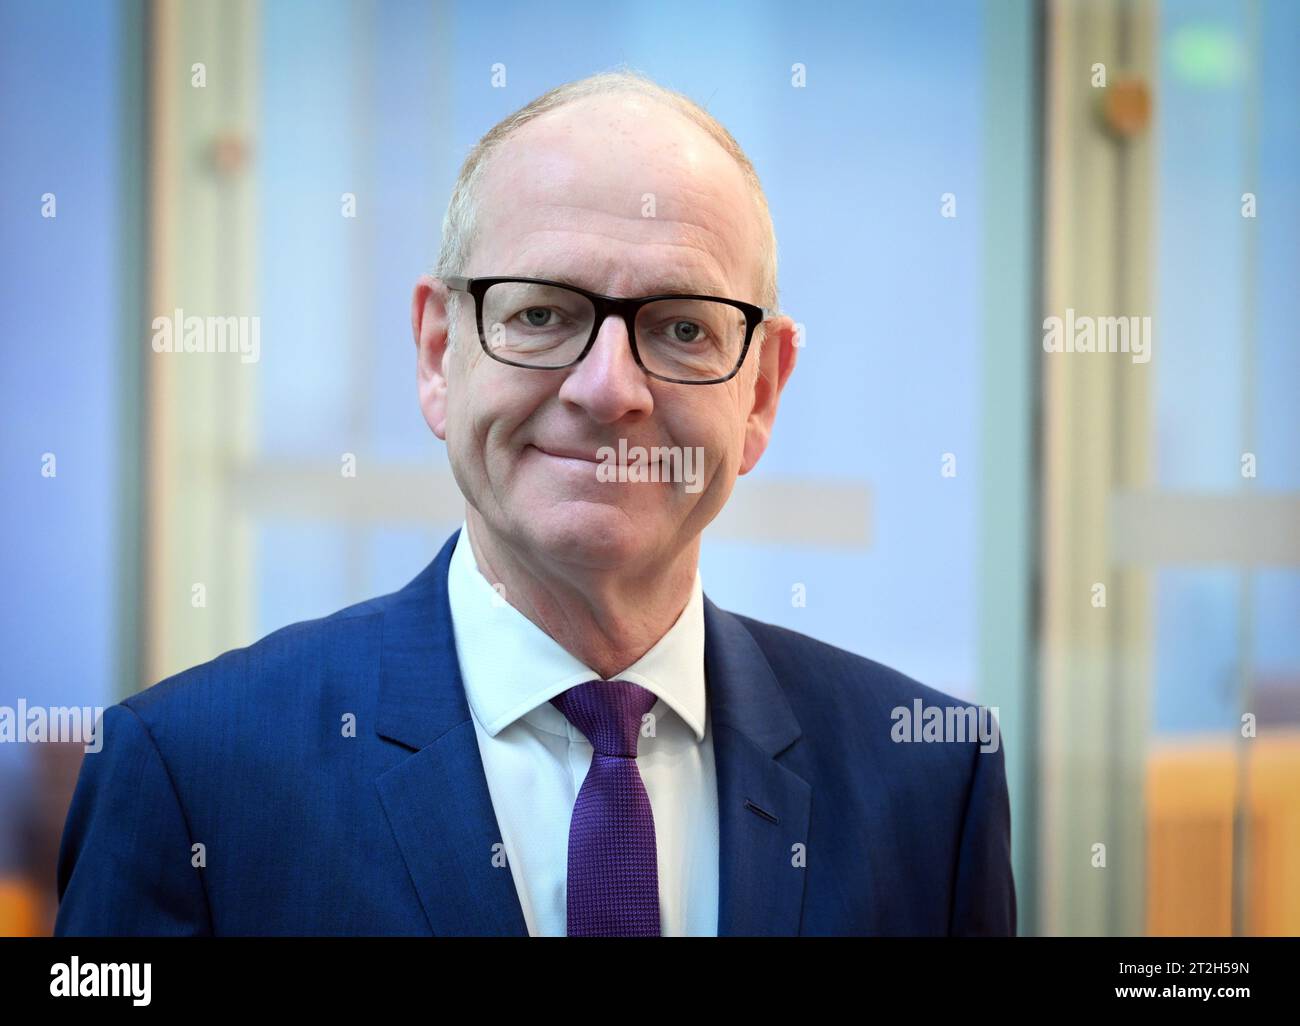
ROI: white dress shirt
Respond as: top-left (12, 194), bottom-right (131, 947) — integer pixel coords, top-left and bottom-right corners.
top-left (445, 519), bottom-right (720, 936)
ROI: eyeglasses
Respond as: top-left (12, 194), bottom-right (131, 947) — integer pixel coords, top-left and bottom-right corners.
top-left (443, 275), bottom-right (775, 385)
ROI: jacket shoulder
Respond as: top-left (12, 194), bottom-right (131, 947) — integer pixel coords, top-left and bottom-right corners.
top-left (122, 589), bottom-right (395, 731)
top-left (727, 610), bottom-right (978, 715)
top-left (722, 609), bottom-right (1005, 795)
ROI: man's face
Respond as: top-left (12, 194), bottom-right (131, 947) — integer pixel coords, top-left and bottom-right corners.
top-left (415, 94), bottom-right (794, 576)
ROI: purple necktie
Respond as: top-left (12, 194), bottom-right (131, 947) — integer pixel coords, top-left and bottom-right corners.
top-left (550, 679), bottom-right (661, 937)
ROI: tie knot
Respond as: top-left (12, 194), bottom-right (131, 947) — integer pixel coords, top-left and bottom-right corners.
top-left (550, 679), bottom-right (657, 757)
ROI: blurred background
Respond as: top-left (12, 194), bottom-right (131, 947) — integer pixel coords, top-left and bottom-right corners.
top-left (1, 0), bottom-right (1297, 936)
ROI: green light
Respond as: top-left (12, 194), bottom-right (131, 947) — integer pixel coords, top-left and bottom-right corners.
top-left (1167, 24), bottom-right (1244, 87)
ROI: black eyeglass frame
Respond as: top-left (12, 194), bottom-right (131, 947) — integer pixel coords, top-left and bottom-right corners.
top-left (443, 275), bottom-right (777, 385)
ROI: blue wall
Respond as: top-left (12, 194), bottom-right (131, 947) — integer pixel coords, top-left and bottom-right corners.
top-left (0, 0), bottom-right (127, 867)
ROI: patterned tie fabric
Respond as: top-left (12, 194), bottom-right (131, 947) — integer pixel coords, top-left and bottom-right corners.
top-left (550, 679), bottom-right (661, 937)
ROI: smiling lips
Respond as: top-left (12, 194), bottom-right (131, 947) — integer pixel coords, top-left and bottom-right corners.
top-left (529, 443), bottom-right (666, 471)
top-left (530, 444), bottom-right (600, 463)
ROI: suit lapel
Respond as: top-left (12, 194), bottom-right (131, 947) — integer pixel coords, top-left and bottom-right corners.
top-left (373, 529), bottom-right (528, 936)
top-left (704, 596), bottom-right (813, 936)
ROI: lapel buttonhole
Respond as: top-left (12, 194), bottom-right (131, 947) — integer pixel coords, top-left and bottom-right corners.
top-left (743, 798), bottom-right (779, 824)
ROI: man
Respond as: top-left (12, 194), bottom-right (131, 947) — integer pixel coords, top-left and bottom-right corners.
top-left (54, 70), bottom-right (1015, 936)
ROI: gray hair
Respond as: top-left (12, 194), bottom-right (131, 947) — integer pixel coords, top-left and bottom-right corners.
top-left (434, 68), bottom-right (779, 358)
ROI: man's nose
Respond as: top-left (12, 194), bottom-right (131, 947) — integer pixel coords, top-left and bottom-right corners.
top-left (556, 314), bottom-right (654, 423)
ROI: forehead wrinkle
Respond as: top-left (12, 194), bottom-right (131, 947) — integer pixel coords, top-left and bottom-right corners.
top-left (502, 231), bottom-right (734, 297)
top-left (484, 199), bottom-right (738, 253)
top-left (480, 143), bottom-right (755, 246)
top-left (483, 204), bottom-right (744, 292)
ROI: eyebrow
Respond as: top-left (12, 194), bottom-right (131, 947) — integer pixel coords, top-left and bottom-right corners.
top-left (521, 270), bottom-right (727, 298)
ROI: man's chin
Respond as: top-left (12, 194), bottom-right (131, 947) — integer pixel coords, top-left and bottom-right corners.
top-left (516, 500), bottom-right (651, 570)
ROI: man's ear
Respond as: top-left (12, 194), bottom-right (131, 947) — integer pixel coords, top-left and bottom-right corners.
top-left (739, 315), bottom-right (798, 475)
top-left (412, 274), bottom-right (453, 441)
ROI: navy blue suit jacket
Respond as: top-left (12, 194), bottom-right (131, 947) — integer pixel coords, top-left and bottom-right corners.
top-left (55, 528), bottom-right (1016, 936)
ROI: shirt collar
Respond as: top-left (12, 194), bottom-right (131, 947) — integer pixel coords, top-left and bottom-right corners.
top-left (446, 519), bottom-right (707, 743)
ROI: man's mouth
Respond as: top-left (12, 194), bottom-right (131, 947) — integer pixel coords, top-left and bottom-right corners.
top-left (528, 443), bottom-right (667, 475)
top-left (529, 443), bottom-right (599, 464)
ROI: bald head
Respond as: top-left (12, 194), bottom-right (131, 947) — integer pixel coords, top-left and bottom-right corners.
top-left (434, 71), bottom-right (778, 316)
top-left (478, 93), bottom-right (762, 306)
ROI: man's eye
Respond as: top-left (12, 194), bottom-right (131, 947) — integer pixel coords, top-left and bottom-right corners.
top-left (651, 319), bottom-right (711, 345)
top-left (670, 320), bottom-right (706, 343)
top-left (518, 307), bottom-right (556, 328)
